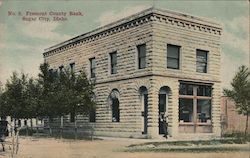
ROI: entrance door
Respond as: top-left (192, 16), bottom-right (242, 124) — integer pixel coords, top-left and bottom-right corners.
top-left (142, 94), bottom-right (148, 134)
top-left (158, 94), bottom-right (167, 134)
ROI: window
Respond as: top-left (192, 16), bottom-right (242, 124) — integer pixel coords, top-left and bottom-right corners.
top-left (110, 52), bottom-right (117, 74)
top-left (179, 98), bottom-right (193, 122)
top-left (49, 69), bottom-right (54, 76)
top-left (89, 58), bottom-right (96, 78)
top-left (24, 120), bottom-right (27, 126)
top-left (89, 108), bottom-right (96, 122)
top-left (49, 68), bottom-right (53, 74)
top-left (59, 65), bottom-right (64, 73)
top-left (167, 44), bottom-right (180, 69)
top-left (196, 49), bottom-right (208, 73)
top-left (197, 85), bottom-right (211, 96)
top-left (179, 84), bottom-right (193, 95)
top-left (70, 112), bottom-right (75, 122)
top-left (109, 89), bottom-right (120, 122)
top-left (70, 63), bottom-right (75, 73)
top-left (179, 82), bottom-right (212, 123)
top-left (112, 98), bottom-right (120, 122)
top-left (137, 44), bottom-right (146, 69)
top-left (18, 120), bottom-right (21, 127)
top-left (197, 99), bottom-right (211, 123)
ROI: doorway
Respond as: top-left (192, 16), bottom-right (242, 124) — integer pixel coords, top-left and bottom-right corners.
top-left (158, 86), bottom-right (170, 135)
top-left (139, 86), bottom-right (148, 134)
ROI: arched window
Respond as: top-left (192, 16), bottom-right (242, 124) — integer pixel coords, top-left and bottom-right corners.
top-left (89, 94), bottom-right (96, 123)
top-left (109, 89), bottom-right (120, 122)
top-left (139, 86), bottom-right (148, 134)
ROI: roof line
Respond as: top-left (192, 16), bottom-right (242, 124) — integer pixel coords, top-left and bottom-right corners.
top-left (44, 7), bottom-right (222, 53)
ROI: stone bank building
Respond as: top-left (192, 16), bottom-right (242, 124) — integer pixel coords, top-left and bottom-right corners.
top-left (43, 8), bottom-right (222, 139)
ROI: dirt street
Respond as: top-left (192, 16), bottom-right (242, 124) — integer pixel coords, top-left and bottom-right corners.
top-left (0, 137), bottom-right (249, 158)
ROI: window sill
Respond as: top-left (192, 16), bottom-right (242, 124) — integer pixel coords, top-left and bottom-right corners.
top-left (167, 67), bottom-right (180, 70)
top-left (196, 71), bottom-right (208, 74)
top-left (179, 122), bottom-right (212, 126)
top-left (109, 73), bottom-right (118, 76)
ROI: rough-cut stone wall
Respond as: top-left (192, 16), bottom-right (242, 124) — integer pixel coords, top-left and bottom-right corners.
top-left (151, 20), bottom-right (221, 81)
top-left (148, 18), bottom-right (221, 139)
top-left (44, 8), bottom-right (222, 139)
top-left (45, 20), bottom-right (154, 138)
top-left (45, 22), bottom-right (154, 81)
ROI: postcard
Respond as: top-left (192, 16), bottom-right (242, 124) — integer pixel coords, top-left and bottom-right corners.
top-left (0, 0), bottom-right (249, 158)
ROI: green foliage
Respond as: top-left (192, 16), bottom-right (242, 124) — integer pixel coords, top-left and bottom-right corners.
top-left (0, 85), bottom-right (8, 118)
top-left (223, 132), bottom-right (250, 141)
top-left (224, 65), bottom-right (250, 115)
top-left (26, 78), bottom-right (42, 119)
top-left (37, 62), bottom-right (95, 118)
top-left (2, 72), bottom-right (28, 119)
top-left (38, 63), bottom-right (66, 118)
top-left (0, 62), bottom-right (95, 121)
top-left (223, 65), bottom-right (250, 134)
top-left (126, 139), bottom-right (249, 153)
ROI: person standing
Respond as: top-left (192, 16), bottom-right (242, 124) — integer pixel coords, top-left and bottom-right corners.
top-left (159, 113), bottom-right (168, 138)
top-left (162, 114), bottom-right (168, 138)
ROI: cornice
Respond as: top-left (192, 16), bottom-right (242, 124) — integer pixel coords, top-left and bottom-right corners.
top-left (43, 7), bottom-right (222, 58)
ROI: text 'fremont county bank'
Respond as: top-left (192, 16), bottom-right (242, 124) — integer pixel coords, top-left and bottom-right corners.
top-left (25, 11), bottom-right (83, 16)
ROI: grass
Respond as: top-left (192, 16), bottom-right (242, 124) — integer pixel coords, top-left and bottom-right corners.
top-left (125, 146), bottom-right (250, 153)
top-left (223, 132), bottom-right (250, 141)
top-left (128, 138), bottom-right (248, 148)
top-left (126, 137), bottom-right (250, 153)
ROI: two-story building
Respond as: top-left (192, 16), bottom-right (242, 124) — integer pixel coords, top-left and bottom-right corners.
top-left (43, 7), bottom-right (222, 139)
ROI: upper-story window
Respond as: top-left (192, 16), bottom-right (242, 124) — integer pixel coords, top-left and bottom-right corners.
top-left (137, 44), bottom-right (146, 69)
top-left (49, 68), bottom-right (54, 75)
top-left (49, 68), bottom-right (58, 77)
top-left (59, 65), bottom-right (64, 73)
top-left (70, 63), bottom-right (75, 73)
top-left (196, 49), bottom-right (208, 73)
top-left (167, 44), bottom-right (180, 69)
top-left (110, 52), bottom-right (117, 74)
top-left (89, 58), bottom-right (96, 78)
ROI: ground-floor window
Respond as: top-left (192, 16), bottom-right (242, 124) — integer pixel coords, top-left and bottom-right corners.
top-left (70, 112), bottom-right (75, 122)
top-left (179, 82), bottom-right (212, 130)
top-left (109, 89), bottom-right (120, 122)
top-left (89, 108), bottom-right (96, 123)
top-left (112, 98), bottom-right (120, 122)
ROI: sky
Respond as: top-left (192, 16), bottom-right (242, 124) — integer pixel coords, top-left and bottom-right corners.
top-left (0, 0), bottom-right (249, 89)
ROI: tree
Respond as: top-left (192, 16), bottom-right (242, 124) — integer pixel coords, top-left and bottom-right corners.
top-left (223, 65), bottom-right (250, 135)
top-left (38, 63), bottom-right (62, 119)
top-left (37, 62), bottom-right (95, 121)
top-left (0, 85), bottom-right (8, 119)
top-left (0, 71), bottom-right (36, 128)
top-left (4, 72), bottom-right (27, 120)
top-left (26, 78), bottom-right (43, 126)
top-left (1, 62), bottom-right (95, 132)
top-left (62, 68), bottom-right (95, 118)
